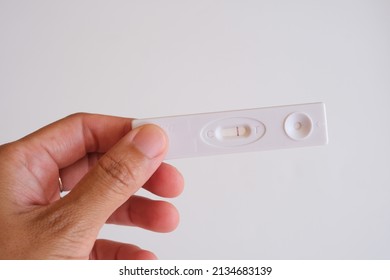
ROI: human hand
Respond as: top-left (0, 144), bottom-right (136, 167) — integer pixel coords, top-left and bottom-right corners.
top-left (0, 113), bottom-right (184, 259)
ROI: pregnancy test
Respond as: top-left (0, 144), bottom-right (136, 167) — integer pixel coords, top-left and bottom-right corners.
top-left (132, 102), bottom-right (328, 159)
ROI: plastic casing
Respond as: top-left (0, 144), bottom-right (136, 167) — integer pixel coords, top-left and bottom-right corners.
top-left (132, 102), bottom-right (328, 159)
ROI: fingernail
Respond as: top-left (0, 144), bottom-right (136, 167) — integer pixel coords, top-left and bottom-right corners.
top-left (132, 125), bottom-right (167, 158)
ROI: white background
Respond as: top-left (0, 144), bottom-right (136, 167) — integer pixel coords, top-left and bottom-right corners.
top-left (1, 0), bottom-right (389, 259)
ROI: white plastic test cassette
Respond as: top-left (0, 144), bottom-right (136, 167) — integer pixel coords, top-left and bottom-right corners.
top-left (132, 102), bottom-right (328, 159)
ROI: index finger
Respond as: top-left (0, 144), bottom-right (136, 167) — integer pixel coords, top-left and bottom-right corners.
top-left (19, 113), bottom-right (132, 169)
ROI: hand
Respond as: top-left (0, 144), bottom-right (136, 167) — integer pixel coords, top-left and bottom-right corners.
top-left (0, 113), bottom-right (184, 259)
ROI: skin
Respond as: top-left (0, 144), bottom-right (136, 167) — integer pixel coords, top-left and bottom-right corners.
top-left (0, 113), bottom-right (184, 259)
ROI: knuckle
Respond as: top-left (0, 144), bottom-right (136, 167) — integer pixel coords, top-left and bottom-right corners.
top-left (66, 112), bottom-right (90, 120)
top-left (0, 142), bottom-right (27, 167)
top-left (97, 154), bottom-right (141, 197)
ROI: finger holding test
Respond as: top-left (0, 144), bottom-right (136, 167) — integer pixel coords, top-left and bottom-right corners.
top-left (57, 123), bottom-right (168, 234)
top-left (23, 113), bottom-right (133, 169)
top-left (15, 114), bottom-right (133, 200)
top-left (17, 112), bottom-right (171, 234)
top-left (53, 115), bottom-right (183, 198)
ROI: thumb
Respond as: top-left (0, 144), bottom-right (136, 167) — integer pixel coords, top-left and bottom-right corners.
top-left (62, 124), bottom-right (168, 232)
